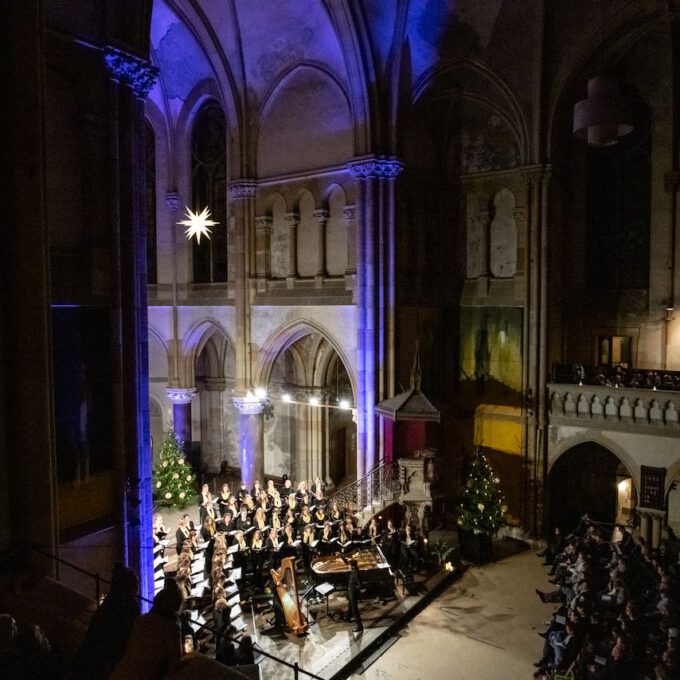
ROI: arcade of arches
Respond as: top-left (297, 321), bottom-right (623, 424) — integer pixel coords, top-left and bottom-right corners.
top-left (6, 1), bottom-right (680, 598)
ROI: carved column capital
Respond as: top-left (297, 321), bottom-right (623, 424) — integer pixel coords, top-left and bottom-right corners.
top-left (521, 165), bottom-right (551, 186)
top-left (347, 157), bottom-right (404, 180)
top-left (255, 216), bottom-right (273, 231)
top-left (312, 209), bottom-right (329, 223)
top-left (233, 395), bottom-right (268, 415)
top-left (342, 205), bottom-right (356, 222)
top-left (165, 192), bottom-right (180, 212)
top-left (202, 377), bottom-right (228, 392)
top-left (284, 212), bottom-right (300, 227)
top-left (665, 170), bottom-right (680, 193)
top-left (166, 387), bottom-right (197, 404)
top-left (228, 181), bottom-right (258, 201)
top-left (103, 46), bottom-right (158, 98)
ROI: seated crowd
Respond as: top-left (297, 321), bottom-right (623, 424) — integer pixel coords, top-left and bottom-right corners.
top-left (533, 519), bottom-right (680, 679)
top-left (0, 613), bottom-right (61, 680)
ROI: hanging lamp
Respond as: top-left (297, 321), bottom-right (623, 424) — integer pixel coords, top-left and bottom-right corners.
top-left (573, 75), bottom-right (634, 147)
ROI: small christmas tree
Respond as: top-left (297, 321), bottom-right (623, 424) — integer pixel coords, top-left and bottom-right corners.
top-left (458, 447), bottom-right (507, 536)
top-left (153, 429), bottom-right (196, 509)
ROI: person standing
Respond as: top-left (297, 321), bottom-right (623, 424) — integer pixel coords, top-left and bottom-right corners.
top-left (345, 560), bottom-right (364, 633)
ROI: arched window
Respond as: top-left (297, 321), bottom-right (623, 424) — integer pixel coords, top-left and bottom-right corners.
top-left (145, 120), bottom-right (157, 284)
top-left (191, 101), bottom-right (227, 283)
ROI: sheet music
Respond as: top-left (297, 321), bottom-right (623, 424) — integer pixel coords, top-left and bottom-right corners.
top-left (315, 581), bottom-right (334, 596)
top-left (232, 617), bottom-right (247, 632)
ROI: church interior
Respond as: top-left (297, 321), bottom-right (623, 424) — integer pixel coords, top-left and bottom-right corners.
top-left (3, 1), bottom-right (680, 678)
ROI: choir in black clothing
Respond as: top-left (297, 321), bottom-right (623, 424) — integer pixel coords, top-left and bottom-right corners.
top-left (161, 475), bottom-right (424, 640)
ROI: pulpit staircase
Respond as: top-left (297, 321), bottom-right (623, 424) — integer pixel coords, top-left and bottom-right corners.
top-left (327, 461), bottom-right (400, 528)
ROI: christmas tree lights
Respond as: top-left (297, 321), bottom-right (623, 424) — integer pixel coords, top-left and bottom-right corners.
top-left (153, 429), bottom-right (197, 509)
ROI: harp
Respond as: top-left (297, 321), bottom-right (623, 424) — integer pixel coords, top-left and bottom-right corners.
top-left (270, 556), bottom-right (308, 635)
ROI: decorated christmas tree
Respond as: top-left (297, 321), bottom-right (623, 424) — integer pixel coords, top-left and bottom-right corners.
top-left (153, 429), bottom-right (197, 509)
top-left (458, 447), bottom-right (507, 536)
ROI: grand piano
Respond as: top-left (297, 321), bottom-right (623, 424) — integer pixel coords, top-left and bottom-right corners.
top-left (310, 544), bottom-right (395, 598)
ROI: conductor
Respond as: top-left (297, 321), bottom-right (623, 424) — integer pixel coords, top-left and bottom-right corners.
top-left (345, 559), bottom-right (364, 633)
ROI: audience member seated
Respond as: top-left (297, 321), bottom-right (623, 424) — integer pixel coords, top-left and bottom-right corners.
top-left (534, 518), bottom-right (680, 680)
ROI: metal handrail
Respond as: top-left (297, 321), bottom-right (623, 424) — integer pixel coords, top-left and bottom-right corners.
top-left (25, 544), bottom-right (323, 680)
top-left (327, 460), bottom-right (398, 519)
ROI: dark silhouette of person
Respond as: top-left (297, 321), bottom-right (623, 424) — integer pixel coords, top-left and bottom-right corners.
top-left (345, 559), bottom-right (363, 633)
top-left (73, 562), bottom-right (140, 680)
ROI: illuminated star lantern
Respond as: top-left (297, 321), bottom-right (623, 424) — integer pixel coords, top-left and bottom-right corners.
top-left (177, 206), bottom-right (218, 244)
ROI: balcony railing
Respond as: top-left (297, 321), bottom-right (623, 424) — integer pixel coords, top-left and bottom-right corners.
top-left (547, 382), bottom-right (680, 429)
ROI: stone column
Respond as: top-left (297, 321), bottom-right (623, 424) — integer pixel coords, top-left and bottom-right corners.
top-left (3, 0), bottom-right (58, 570)
top-left (166, 387), bottom-right (197, 453)
top-left (343, 205), bottom-right (357, 293)
top-left (521, 166), bottom-right (551, 535)
top-left (165, 192), bottom-right (183, 385)
top-left (313, 209), bottom-right (329, 286)
top-left (229, 181), bottom-right (257, 391)
top-left (639, 510), bottom-right (651, 546)
top-left (104, 45), bottom-right (158, 605)
top-left (285, 212), bottom-right (299, 287)
top-left (652, 512), bottom-right (663, 549)
top-left (199, 378), bottom-right (227, 471)
top-left (347, 158), bottom-right (403, 481)
top-left (254, 216), bottom-right (272, 293)
top-left (233, 397), bottom-right (267, 488)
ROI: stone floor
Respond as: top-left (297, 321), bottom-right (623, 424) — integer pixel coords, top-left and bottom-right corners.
top-left (157, 504), bottom-right (554, 680)
top-left (354, 549), bottom-right (554, 680)
top-left (251, 565), bottom-right (452, 680)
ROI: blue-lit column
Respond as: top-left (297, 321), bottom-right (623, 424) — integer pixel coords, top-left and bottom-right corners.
top-left (104, 46), bottom-right (158, 608)
top-left (233, 397), bottom-right (267, 488)
top-left (166, 387), bottom-right (197, 453)
top-left (347, 158), bottom-right (403, 490)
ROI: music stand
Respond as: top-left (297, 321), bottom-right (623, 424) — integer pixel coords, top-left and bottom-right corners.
top-left (314, 581), bottom-right (336, 620)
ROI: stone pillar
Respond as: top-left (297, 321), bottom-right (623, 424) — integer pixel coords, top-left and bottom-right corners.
top-left (165, 192), bottom-right (183, 385)
top-left (521, 166), bottom-right (551, 535)
top-left (313, 209), bottom-right (329, 285)
top-left (285, 212), bottom-right (299, 286)
top-left (233, 397), bottom-right (267, 488)
top-left (229, 181), bottom-right (257, 392)
top-left (639, 511), bottom-right (651, 546)
top-left (104, 45), bottom-right (158, 606)
top-left (166, 387), bottom-right (197, 453)
top-left (343, 205), bottom-right (357, 275)
top-left (3, 0), bottom-right (59, 570)
top-left (199, 378), bottom-right (226, 471)
top-left (255, 216), bottom-right (272, 293)
top-left (347, 158), bottom-right (403, 481)
top-left (652, 511), bottom-right (663, 549)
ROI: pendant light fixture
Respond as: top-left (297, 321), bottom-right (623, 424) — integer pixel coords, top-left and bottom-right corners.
top-left (572, 1), bottom-right (633, 147)
top-left (573, 75), bottom-right (633, 147)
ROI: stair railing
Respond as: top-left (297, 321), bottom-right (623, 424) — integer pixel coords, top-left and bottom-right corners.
top-left (24, 544), bottom-right (322, 680)
top-left (327, 460), bottom-right (399, 516)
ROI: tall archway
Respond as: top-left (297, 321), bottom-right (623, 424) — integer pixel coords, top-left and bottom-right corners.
top-left (548, 442), bottom-right (637, 533)
top-left (194, 325), bottom-right (236, 473)
top-left (264, 331), bottom-right (356, 486)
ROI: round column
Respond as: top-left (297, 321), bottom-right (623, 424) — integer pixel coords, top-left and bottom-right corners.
top-left (233, 396), bottom-right (267, 488)
top-left (313, 208), bottom-right (329, 284)
top-left (285, 212), bottom-right (299, 285)
top-left (166, 387), bottom-right (197, 453)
